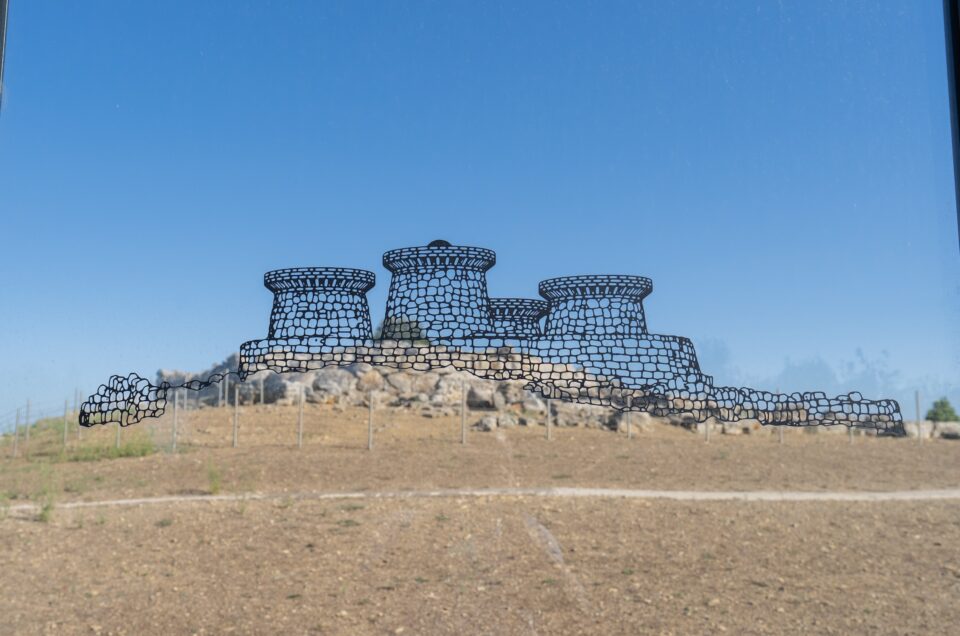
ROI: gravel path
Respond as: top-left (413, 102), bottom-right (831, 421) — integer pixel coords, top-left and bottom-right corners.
top-left (8, 486), bottom-right (960, 515)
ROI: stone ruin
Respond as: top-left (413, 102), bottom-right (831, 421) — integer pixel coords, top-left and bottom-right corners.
top-left (158, 354), bottom-right (651, 433)
top-left (82, 239), bottom-right (903, 433)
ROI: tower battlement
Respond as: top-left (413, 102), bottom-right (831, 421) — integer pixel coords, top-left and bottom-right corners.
top-left (382, 242), bottom-right (496, 273)
top-left (264, 267), bottom-right (375, 293)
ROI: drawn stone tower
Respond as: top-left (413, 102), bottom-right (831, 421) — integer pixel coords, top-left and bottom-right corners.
top-left (264, 267), bottom-right (375, 340)
top-left (539, 274), bottom-right (653, 337)
top-left (489, 298), bottom-right (549, 338)
top-left (381, 240), bottom-right (496, 340)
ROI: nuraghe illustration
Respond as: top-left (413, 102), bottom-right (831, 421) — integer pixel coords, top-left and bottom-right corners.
top-left (81, 240), bottom-right (904, 433)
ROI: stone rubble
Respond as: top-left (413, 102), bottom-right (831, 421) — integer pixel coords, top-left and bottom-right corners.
top-left (158, 356), bottom-right (959, 437)
top-left (160, 355), bottom-right (649, 432)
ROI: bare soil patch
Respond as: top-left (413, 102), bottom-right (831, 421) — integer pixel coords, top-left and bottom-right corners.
top-left (1, 405), bottom-right (958, 634)
top-left (2, 497), bottom-right (958, 635)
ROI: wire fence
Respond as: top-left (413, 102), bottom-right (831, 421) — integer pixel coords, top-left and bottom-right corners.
top-left (0, 384), bottom-right (945, 462)
top-left (0, 382), bottom-right (557, 461)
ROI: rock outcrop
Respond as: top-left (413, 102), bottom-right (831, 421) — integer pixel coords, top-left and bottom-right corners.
top-left (157, 358), bottom-right (955, 437)
top-left (157, 356), bottom-right (641, 431)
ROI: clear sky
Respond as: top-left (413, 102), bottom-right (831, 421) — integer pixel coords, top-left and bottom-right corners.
top-left (1, 1), bottom-right (957, 428)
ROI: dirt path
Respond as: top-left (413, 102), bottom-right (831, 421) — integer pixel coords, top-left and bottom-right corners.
top-left (8, 485), bottom-right (960, 516)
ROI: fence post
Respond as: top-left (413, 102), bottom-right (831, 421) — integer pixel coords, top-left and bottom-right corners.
top-left (172, 390), bottom-right (179, 452)
top-left (62, 399), bottom-right (68, 450)
top-left (260, 375), bottom-right (265, 405)
top-left (368, 391), bottom-right (374, 451)
top-left (115, 421), bottom-right (121, 449)
top-left (848, 424), bottom-right (854, 445)
top-left (626, 409), bottom-right (633, 439)
top-left (460, 381), bottom-right (467, 445)
top-left (297, 385), bottom-right (303, 449)
top-left (915, 390), bottom-right (922, 443)
top-left (546, 400), bottom-right (552, 441)
top-left (12, 408), bottom-right (19, 458)
top-left (233, 385), bottom-right (240, 448)
top-left (704, 418), bottom-right (710, 443)
top-left (74, 389), bottom-right (82, 442)
top-left (775, 388), bottom-right (783, 445)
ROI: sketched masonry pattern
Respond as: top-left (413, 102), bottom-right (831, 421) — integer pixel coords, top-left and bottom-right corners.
top-left (81, 240), bottom-right (903, 433)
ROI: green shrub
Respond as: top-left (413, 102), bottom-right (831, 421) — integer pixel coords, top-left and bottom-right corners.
top-left (36, 501), bottom-right (54, 523)
top-left (67, 438), bottom-right (158, 462)
top-left (926, 398), bottom-right (959, 423)
top-left (206, 464), bottom-right (223, 495)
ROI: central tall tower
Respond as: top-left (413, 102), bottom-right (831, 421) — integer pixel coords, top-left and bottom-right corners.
top-left (381, 240), bottom-right (496, 340)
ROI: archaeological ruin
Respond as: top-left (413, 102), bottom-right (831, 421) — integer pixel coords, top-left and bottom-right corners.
top-left (80, 240), bottom-right (904, 432)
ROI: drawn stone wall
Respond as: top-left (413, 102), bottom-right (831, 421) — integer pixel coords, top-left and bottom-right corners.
top-left (81, 240), bottom-right (904, 432)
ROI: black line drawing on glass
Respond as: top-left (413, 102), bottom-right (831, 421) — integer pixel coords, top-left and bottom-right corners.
top-left (80, 240), bottom-right (903, 434)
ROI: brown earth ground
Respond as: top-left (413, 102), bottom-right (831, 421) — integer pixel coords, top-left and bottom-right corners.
top-left (1, 404), bottom-right (958, 635)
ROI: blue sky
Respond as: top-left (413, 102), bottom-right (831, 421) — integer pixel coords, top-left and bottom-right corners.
top-left (1, 1), bottom-right (957, 428)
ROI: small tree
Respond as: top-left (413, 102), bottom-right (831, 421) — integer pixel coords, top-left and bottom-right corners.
top-left (373, 317), bottom-right (431, 345)
top-left (926, 397), bottom-right (959, 422)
